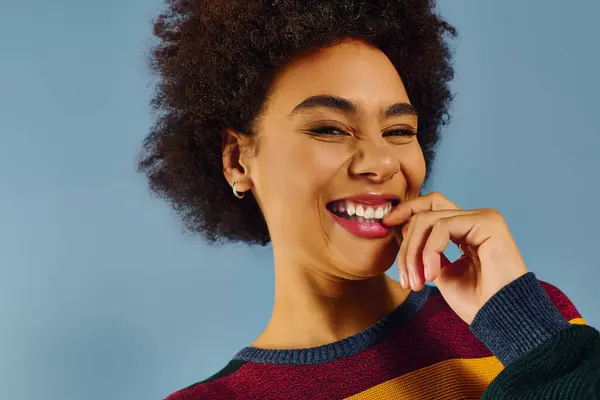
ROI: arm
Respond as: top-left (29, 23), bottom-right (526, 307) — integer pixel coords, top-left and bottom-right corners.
top-left (470, 273), bottom-right (600, 399)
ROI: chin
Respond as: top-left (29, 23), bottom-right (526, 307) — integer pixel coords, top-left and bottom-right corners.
top-left (337, 240), bottom-right (399, 279)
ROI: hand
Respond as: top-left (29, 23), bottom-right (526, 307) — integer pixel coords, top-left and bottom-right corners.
top-left (382, 192), bottom-right (528, 325)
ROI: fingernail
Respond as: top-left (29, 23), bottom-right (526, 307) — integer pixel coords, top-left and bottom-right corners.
top-left (409, 274), bottom-right (415, 290)
top-left (424, 264), bottom-right (431, 281)
top-left (400, 272), bottom-right (407, 288)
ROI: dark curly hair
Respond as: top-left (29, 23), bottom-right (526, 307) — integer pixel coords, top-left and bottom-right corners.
top-left (138, 0), bottom-right (457, 245)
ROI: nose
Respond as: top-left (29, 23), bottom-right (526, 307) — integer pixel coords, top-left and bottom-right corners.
top-left (349, 140), bottom-right (401, 182)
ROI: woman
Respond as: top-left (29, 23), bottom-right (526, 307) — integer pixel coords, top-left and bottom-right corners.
top-left (139, 1), bottom-right (599, 399)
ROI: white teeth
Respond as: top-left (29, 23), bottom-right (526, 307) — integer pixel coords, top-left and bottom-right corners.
top-left (347, 203), bottom-right (355, 216)
top-left (355, 204), bottom-right (365, 217)
top-left (331, 200), bottom-right (394, 220)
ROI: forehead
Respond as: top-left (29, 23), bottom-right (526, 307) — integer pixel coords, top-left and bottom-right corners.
top-left (268, 40), bottom-right (410, 113)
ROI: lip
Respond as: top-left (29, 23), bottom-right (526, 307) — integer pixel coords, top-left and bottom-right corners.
top-left (327, 209), bottom-right (392, 238)
top-left (326, 192), bottom-right (400, 239)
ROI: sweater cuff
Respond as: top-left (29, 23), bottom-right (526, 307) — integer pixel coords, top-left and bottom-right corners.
top-left (470, 272), bottom-right (571, 366)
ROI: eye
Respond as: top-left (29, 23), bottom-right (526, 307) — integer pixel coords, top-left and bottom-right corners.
top-left (382, 128), bottom-right (417, 137)
top-left (307, 125), bottom-right (351, 136)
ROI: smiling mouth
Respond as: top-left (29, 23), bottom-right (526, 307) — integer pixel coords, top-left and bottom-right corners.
top-left (326, 199), bottom-right (399, 223)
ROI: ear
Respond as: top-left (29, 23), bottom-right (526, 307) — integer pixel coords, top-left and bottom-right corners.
top-left (222, 128), bottom-right (254, 193)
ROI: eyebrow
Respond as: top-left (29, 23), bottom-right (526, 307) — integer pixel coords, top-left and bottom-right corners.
top-left (288, 95), bottom-right (418, 120)
top-left (382, 102), bottom-right (418, 119)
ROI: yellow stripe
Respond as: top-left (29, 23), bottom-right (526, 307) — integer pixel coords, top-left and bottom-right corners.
top-left (345, 317), bottom-right (585, 400)
top-left (345, 356), bottom-right (502, 400)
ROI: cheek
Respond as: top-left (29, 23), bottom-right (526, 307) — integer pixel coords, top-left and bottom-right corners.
top-left (260, 138), bottom-right (349, 193)
top-left (252, 137), bottom-right (350, 226)
top-left (401, 144), bottom-right (426, 197)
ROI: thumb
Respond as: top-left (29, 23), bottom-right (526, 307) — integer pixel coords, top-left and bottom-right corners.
top-left (436, 253), bottom-right (473, 286)
top-left (440, 253), bottom-right (452, 268)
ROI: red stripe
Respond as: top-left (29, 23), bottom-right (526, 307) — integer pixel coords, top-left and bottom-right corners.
top-left (539, 280), bottom-right (581, 321)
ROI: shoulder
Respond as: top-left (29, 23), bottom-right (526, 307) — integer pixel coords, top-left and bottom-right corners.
top-left (538, 280), bottom-right (585, 324)
top-left (164, 360), bottom-right (247, 400)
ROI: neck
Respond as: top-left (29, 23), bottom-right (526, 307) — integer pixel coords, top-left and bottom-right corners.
top-left (253, 257), bottom-right (411, 350)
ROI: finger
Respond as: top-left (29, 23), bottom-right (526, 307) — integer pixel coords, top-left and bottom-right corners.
top-left (383, 192), bottom-right (460, 227)
top-left (396, 224), bottom-right (412, 289)
top-left (423, 213), bottom-right (495, 275)
top-left (431, 253), bottom-right (457, 284)
top-left (440, 253), bottom-right (452, 267)
top-left (434, 255), bottom-right (475, 293)
top-left (421, 217), bottom-right (453, 281)
top-left (405, 210), bottom-right (477, 285)
top-left (403, 220), bottom-right (427, 291)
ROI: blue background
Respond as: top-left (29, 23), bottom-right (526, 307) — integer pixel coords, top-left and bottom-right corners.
top-left (1, 1), bottom-right (598, 399)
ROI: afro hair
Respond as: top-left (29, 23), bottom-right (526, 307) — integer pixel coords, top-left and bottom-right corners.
top-left (138, 0), bottom-right (457, 245)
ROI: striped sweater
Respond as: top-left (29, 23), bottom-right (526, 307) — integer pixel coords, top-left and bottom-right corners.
top-left (166, 273), bottom-right (599, 399)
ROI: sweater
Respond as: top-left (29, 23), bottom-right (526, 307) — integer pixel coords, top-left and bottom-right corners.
top-left (166, 273), bottom-right (599, 399)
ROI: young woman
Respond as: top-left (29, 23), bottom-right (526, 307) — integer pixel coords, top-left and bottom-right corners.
top-left (139, 1), bottom-right (599, 398)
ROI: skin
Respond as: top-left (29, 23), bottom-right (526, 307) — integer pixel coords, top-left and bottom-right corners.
top-left (385, 193), bottom-right (528, 324)
top-left (223, 39), bottom-right (528, 349)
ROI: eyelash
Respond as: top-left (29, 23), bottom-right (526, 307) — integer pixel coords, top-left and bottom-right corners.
top-left (308, 125), bottom-right (417, 137)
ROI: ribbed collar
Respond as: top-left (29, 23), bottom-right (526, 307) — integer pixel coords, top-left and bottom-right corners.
top-left (234, 285), bottom-right (435, 365)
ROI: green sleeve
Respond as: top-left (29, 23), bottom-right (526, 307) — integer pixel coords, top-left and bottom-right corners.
top-left (482, 324), bottom-right (600, 399)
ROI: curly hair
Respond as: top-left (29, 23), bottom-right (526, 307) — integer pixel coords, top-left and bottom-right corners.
top-left (138, 0), bottom-right (456, 245)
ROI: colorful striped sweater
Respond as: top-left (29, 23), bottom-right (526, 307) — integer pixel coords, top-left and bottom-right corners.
top-left (166, 273), bottom-right (600, 399)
